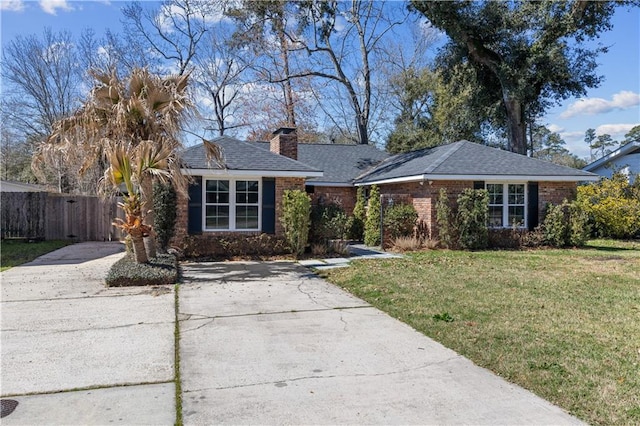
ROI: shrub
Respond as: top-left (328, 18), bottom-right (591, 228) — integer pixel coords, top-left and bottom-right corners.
top-left (349, 186), bottom-right (367, 240)
top-left (456, 189), bottom-right (489, 250)
top-left (345, 215), bottom-right (363, 241)
top-left (568, 202), bottom-right (591, 247)
top-left (180, 234), bottom-right (290, 260)
top-left (310, 202), bottom-right (349, 243)
top-left (364, 184), bottom-right (381, 246)
top-left (105, 253), bottom-right (177, 287)
top-left (153, 181), bottom-right (177, 251)
top-left (384, 203), bottom-right (418, 240)
top-left (435, 188), bottom-right (454, 248)
top-left (576, 173), bottom-right (640, 239)
top-left (488, 228), bottom-right (545, 249)
top-left (280, 190), bottom-right (311, 257)
top-left (542, 200), bottom-right (590, 247)
top-left (542, 202), bottom-right (568, 247)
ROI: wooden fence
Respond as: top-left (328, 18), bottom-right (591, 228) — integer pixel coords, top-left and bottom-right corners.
top-left (1, 192), bottom-right (124, 241)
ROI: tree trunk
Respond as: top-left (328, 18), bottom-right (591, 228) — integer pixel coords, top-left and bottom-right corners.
top-left (277, 18), bottom-right (296, 126)
top-left (503, 95), bottom-right (528, 155)
top-left (130, 234), bottom-right (149, 263)
top-left (141, 178), bottom-right (157, 258)
top-left (356, 115), bottom-right (369, 145)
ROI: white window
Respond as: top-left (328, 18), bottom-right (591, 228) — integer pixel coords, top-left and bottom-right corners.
top-left (204, 179), bottom-right (261, 231)
top-left (486, 183), bottom-right (526, 228)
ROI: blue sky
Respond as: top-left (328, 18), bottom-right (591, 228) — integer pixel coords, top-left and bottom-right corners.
top-left (1, 0), bottom-right (639, 159)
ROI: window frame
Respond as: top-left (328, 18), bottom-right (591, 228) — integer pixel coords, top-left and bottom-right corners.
top-left (203, 177), bottom-right (262, 232)
top-left (485, 182), bottom-right (528, 229)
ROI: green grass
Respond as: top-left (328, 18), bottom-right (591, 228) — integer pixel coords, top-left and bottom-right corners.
top-left (322, 239), bottom-right (640, 425)
top-left (0, 239), bottom-right (73, 271)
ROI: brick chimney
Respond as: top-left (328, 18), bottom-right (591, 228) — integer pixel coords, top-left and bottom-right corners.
top-left (270, 127), bottom-right (298, 160)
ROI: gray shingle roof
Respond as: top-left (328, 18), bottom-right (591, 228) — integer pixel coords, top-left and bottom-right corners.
top-left (182, 136), bottom-right (320, 173)
top-left (256, 142), bottom-right (389, 184)
top-left (355, 140), bottom-right (597, 183)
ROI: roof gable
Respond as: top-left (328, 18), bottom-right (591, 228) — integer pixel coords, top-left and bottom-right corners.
top-left (356, 141), bottom-right (597, 184)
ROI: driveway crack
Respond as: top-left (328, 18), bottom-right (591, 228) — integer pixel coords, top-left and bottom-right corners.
top-left (184, 356), bottom-right (462, 393)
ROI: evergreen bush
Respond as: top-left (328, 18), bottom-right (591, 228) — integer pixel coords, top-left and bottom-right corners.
top-left (153, 181), bottom-right (177, 251)
top-left (542, 200), bottom-right (590, 247)
top-left (364, 185), bottom-right (381, 246)
top-left (383, 203), bottom-right (418, 240)
top-left (310, 203), bottom-right (348, 243)
top-left (435, 188), bottom-right (454, 248)
top-left (456, 189), bottom-right (489, 250)
top-left (280, 190), bottom-right (311, 257)
top-left (348, 187), bottom-right (367, 240)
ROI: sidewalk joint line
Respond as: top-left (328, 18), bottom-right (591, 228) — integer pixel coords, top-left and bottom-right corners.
top-left (1, 380), bottom-right (174, 398)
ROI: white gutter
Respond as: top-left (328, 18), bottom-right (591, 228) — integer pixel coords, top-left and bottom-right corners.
top-left (304, 182), bottom-right (354, 187)
top-left (182, 168), bottom-right (323, 178)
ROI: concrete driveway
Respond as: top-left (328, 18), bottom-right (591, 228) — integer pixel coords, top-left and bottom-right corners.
top-left (1, 242), bottom-right (175, 425)
top-left (1, 244), bottom-right (583, 424)
top-left (179, 261), bottom-right (583, 425)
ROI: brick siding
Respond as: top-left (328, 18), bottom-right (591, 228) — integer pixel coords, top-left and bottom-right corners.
top-left (379, 180), bottom-right (473, 239)
top-left (309, 186), bottom-right (357, 214)
top-left (538, 181), bottom-right (578, 219)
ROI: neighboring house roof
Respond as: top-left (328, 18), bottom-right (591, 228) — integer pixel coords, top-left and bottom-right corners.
top-left (583, 141), bottom-right (640, 173)
top-left (181, 136), bottom-right (322, 178)
top-left (256, 141), bottom-right (389, 186)
top-left (355, 140), bottom-right (598, 185)
top-left (0, 181), bottom-right (51, 192)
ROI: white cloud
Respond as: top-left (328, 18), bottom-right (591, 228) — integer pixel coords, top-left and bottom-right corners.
top-left (39, 0), bottom-right (73, 15)
top-left (561, 91), bottom-right (640, 119)
top-left (1, 0), bottom-right (24, 12)
top-left (595, 123), bottom-right (639, 138)
top-left (547, 124), bottom-right (564, 133)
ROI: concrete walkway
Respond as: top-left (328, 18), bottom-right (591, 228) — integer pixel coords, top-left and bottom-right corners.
top-left (1, 243), bottom-right (584, 424)
top-left (1, 242), bottom-right (175, 425)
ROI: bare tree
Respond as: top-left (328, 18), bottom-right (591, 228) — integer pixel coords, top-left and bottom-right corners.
top-left (2, 28), bottom-right (82, 139)
top-left (121, 0), bottom-right (216, 76)
top-left (227, 0), bottom-right (303, 127)
top-left (280, 1), bottom-right (409, 145)
top-left (193, 30), bottom-right (253, 136)
top-left (1, 28), bottom-right (91, 189)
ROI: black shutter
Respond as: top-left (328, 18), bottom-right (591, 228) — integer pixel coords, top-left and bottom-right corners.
top-left (528, 182), bottom-right (539, 230)
top-left (262, 178), bottom-right (276, 234)
top-left (187, 176), bottom-right (203, 235)
top-left (473, 181), bottom-right (485, 190)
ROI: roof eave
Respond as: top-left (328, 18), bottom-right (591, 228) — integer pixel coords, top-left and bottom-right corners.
top-left (355, 173), bottom-right (599, 186)
top-left (181, 168), bottom-right (323, 178)
top-left (304, 181), bottom-right (354, 187)
top-left (583, 141), bottom-right (640, 171)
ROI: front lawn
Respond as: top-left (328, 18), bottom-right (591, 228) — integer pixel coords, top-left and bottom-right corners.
top-left (322, 239), bottom-right (640, 425)
top-left (0, 239), bottom-right (73, 271)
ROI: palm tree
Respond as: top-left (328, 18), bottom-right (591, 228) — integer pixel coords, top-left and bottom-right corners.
top-left (34, 67), bottom-right (222, 261)
top-left (106, 141), bottom-right (173, 263)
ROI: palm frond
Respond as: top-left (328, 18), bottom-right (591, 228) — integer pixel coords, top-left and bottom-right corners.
top-left (203, 139), bottom-right (225, 168)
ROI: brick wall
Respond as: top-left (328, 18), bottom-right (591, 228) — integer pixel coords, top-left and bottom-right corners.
top-left (275, 177), bottom-right (305, 236)
top-left (379, 180), bottom-right (473, 238)
top-left (538, 181), bottom-right (578, 218)
top-left (172, 188), bottom-right (189, 246)
top-left (309, 186), bottom-right (357, 214)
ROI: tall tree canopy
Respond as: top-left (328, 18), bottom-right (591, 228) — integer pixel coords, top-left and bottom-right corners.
top-left (411, 0), bottom-right (620, 155)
